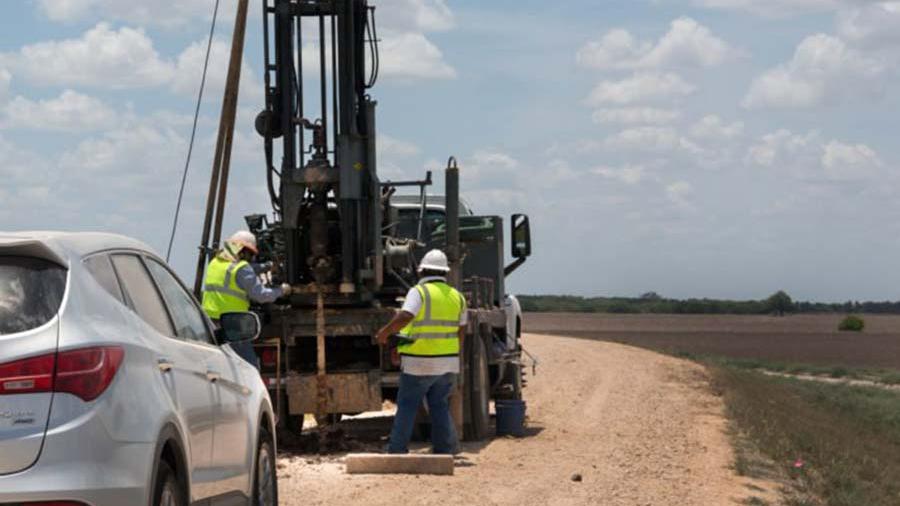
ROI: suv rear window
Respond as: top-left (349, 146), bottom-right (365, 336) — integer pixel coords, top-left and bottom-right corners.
top-left (0, 256), bottom-right (67, 335)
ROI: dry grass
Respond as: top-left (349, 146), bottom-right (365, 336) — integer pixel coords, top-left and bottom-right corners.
top-left (711, 366), bottom-right (900, 506)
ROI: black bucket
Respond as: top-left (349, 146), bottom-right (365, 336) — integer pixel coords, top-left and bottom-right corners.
top-left (495, 399), bottom-right (526, 437)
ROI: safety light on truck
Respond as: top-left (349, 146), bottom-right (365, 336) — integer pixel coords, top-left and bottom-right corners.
top-left (0, 346), bottom-right (124, 401)
top-left (260, 347), bottom-right (277, 368)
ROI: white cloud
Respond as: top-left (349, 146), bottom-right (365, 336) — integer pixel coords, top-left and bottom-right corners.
top-left (378, 0), bottom-right (455, 32)
top-left (821, 140), bottom-right (883, 180)
top-left (689, 115), bottom-right (744, 140)
top-left (471, 150), bottom-right (519, 170)
top-left (3, 23), bottom-right (175, 89)
top-left (36, 0), bottom-right (213, 28)
top-left (641, 17), bottom-right (738, 68)
top-left (577, 17), bottom-right (737, 70)
top-left (170, 37), bottom-right (262, 105)
top-left (746, 129), bottom-right (821, 168)
top-left (0, 135), bottom-right (56, 222)
top-left (587, 72), bottom-right (695, 106)
top-left (691, 0), bottom-right (844, 17)
top-left (379, 134), bottom-right (421, 158)
top-left (837, 2), bottom-right (900, 47)
top-left (592, 164), bottom-right (647, 185)
top-left (0, 69), bottom-right (10, 103)
top-left (379, 31), bottom-right (457, 80)
top-left (459, 150), bottom-right (524, 190)
top-left (746, 129), bottom-right (884, 182)
top-left (592, 107), bottom-right (681, 125)
top-left (742, 34), bottom-right (887, 109)
top-left (666, 181), bottom-right (693, 208)
top-left (1, 26), bottom-right (263, 106)
top-left (577, 29), bottom-right (650, 70)
top-left (59, 119), bottom-right (189, 198)
top-left (604, 126), bottom-right (681, 151)
top-left (1, 90), bottom-right (116, 132)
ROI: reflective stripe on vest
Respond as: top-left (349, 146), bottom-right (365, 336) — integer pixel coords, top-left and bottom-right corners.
top-left (201, 257), bottom-right (250, 320)
top-left (398, 281), bottom-right (465, 358)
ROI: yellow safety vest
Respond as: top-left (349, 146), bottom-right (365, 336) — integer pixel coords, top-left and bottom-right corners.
top-left (201, 257), bottom-right (250, 320)
top-left (398, 281), bottom-right (465, 358)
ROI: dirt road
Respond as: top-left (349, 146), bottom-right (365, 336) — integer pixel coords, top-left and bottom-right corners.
top-left (277, 334), bottom-right (778, 505)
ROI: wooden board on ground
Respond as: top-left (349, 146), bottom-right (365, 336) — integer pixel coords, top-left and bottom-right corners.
top-left (345, 453), bottom-right (454, 476)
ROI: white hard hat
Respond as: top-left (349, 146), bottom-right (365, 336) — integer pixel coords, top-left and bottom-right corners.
top-left (418, 249), bottom-right (450, 273)
top-left (227, 230), bottom-right (259, 255)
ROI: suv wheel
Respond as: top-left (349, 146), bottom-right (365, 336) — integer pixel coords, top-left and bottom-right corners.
top-left (153, 461), bottom-right (185, 506)
top-left (253, 428), bottom-right (278, 506)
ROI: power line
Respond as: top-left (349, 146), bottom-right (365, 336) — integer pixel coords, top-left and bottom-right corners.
top-left (166, 0), bottom-right (222, 262)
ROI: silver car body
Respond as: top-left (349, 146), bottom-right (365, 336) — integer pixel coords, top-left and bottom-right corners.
top-left (0, 231), bottom-right (276, 506)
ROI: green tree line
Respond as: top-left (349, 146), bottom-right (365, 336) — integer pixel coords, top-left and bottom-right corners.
top-left (518, 291), bottom-right (900, 315)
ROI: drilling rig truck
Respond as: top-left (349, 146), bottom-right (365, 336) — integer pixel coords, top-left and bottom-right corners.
top-left (195, 0), bottom-right (533, 441)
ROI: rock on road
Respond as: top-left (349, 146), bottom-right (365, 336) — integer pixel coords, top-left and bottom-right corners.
top-left (277, 334), bottom-right (778, 505)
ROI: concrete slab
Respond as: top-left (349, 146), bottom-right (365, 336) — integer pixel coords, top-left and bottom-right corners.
top-left (344, 453), bottom-right (455, 475)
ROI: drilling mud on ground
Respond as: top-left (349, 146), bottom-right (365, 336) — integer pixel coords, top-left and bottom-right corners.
top-left (276, 334), bottom-right (780, 505)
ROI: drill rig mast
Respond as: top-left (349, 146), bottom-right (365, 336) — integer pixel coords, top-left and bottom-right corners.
top-left (256, 0), bottom-right (383, 298)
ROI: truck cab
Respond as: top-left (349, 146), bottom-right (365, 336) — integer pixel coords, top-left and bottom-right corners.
top-left (388, 195), bottom-right (525, 350)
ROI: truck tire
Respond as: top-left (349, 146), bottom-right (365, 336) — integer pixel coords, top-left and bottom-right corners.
top-left (465, 333), bottom-right (491, 441)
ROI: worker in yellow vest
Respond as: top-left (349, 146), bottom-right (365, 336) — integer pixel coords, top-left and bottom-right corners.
top-left (202, 230), bottom-right (292, 367)
top-left (376, 249), bottom-right (467, 454)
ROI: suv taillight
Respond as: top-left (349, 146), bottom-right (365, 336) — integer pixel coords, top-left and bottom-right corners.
top-left (0, 346), bottom-right (124, 401)
top-left (0, 354), bottom-right (54, 395)
top-left (56, 347), bottom-right (125, 401)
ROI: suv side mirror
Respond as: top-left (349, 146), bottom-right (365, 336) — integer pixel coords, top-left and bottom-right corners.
top-left (218, 312), bottom-right (261, 344)
top-left (511, 214), bottom-right (532, 258)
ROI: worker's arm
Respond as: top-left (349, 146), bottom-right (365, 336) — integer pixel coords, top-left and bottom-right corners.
top-left (376, 311), bottom-right (415, 346)
top-left (250, 261), bottom-right (274, 275)
top-left (235, 265), bottom-right (283, 303)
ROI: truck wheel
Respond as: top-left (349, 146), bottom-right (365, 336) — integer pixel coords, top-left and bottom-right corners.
top-left (465, 334), bottom-right (491, 441)
top-left (253, 427), bottom-right (278, 506)
top-left (153, 460), bottom-right (185, 506)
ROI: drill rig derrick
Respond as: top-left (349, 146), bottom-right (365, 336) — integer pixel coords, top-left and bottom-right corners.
top-left (256, 0), bottom-right (383, 298)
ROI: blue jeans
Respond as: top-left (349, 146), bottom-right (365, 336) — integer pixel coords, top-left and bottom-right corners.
top-left (388, 373), bottom-right (459, 454)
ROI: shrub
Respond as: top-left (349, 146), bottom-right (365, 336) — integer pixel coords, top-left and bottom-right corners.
top-left (838, 315), bottom-right (865, 332)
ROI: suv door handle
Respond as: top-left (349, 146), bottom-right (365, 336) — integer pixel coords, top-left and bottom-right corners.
top-left (206, 370), bottom-right (221, 383)
top-left (158, 358), bottom-right (174, 373)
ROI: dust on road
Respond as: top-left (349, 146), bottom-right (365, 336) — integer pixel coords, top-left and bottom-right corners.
top-left (277, 334), bottom-right (779, 505)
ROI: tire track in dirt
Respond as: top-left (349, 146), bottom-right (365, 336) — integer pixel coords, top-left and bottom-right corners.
top-left (276, 334), bottom-right (780, 505)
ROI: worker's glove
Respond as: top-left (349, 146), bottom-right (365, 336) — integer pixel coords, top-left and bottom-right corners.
top-left (280, 283), bottom-right (293, 296)
top-left (259, 261), bottom-right (274, 273)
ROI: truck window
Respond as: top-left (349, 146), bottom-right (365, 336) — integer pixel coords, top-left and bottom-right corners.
top-left (0, 256), bottom-right (67, 335)
top-left (395, 208), bottom-right (446, 239)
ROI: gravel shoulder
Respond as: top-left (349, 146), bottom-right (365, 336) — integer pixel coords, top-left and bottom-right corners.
top-left (276, 334), bottom-right (779, 505)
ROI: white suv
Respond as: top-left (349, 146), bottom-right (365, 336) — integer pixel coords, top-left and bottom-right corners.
top-left (0, 231), bottom-right (278, 506)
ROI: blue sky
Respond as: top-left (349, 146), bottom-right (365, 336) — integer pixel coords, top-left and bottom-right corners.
top-left (3, 0), bottom-right (900, 302)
